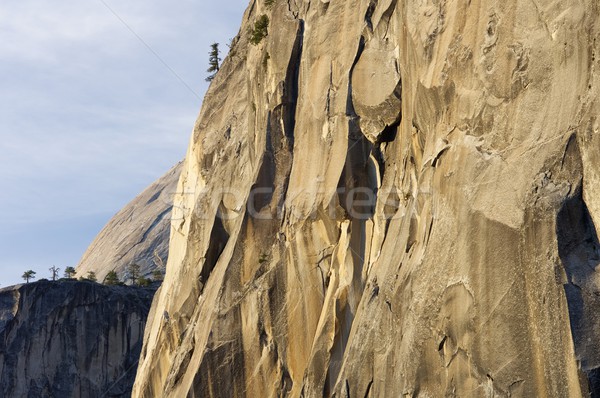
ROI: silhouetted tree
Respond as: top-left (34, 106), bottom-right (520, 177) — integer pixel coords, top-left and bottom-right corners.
top-left (64, 266), bottom-right (76, 279)
top-left (103, 270), bottom-right (120, 285)
top-left (49, 265), bottom-right (60, 281)
top-left (206, 43), bottom-right (221, 82)
top-left (22, 270), bottom-right (36, 283)
top-left (128, 263), bottom-right (141, 285)
top-left (86, 271), bottom-right (97, 282)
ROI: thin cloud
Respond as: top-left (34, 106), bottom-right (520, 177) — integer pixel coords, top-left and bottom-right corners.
top-left (0, 0), bottom-right (248, 285)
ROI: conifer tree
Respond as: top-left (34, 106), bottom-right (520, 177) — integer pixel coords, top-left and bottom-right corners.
top-left (64, 266), bottom-right (76, 278)
top-left (206, 43), bottom-right (221, 82)
top-left (128, 263), bottom-right (141, 286)
top-left (103, 270), bottom-right (120, 286)
top-left (86, 271), bottom-right (97, 282)
top-left (22, 270), bottom-right (36, 283)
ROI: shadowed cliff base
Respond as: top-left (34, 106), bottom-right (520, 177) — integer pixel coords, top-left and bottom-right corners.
top-left (0, 280), bottom-right (156, 397)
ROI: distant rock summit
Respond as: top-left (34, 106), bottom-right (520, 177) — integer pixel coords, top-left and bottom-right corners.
top-left (0, 280), bottom-right (154, 397)
top-left (76, 162), bottom-right (182, 283)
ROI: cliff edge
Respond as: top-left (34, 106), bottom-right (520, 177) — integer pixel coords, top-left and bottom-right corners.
top-left (0, 281), bottom-right (154, 397)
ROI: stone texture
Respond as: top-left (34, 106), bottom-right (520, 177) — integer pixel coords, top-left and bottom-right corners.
top-left (0, 280), bottom-right (154, 397)
top-left (133, 0), bottom-right (600, 396)
top-left (76, 162), bottom-right (182, 283)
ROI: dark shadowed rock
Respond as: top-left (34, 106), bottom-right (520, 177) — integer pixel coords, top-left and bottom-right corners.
top-left (0, 280), bottom-right (155, 397)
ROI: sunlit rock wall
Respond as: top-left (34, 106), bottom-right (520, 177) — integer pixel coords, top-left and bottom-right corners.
top-left (133, 0), bottom-right (600, 396)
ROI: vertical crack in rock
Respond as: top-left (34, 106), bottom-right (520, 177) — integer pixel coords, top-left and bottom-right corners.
top-left (271, 20), bottom-right (303, 218)
top-left (557, 143), bottom-right (600, 397)
top-left (252, 111), bottom-right (277, 212)
top-left (281, 20), bottom-right (304, 148)
top-left (346, 36), bottom-right (366, 119)
top-left (199, 209), bottom-right (230, 290)
top-left (364, 1), bottom-right (377, 33)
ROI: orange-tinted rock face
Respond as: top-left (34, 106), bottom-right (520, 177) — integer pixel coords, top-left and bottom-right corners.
top-left (133, 0), bottom-right (600, 396)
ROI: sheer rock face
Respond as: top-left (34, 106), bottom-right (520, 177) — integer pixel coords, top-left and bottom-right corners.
top-left (76, 162), bottom-right (182, 283)
top-left (0, 281), bottom-right (154, 397)
top-left (133, 0), bottom-right (600, 397)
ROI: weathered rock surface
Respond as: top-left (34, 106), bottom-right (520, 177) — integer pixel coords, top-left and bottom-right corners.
top-left (76, 162), bottom-right (182, 283)
top-left (133, 0), bottom-right (600, 396)
top-left (0, 280), bottom-right (154, 397)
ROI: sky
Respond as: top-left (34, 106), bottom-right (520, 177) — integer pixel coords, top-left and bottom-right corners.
top-left (0, 0), bottom-right (248, 286)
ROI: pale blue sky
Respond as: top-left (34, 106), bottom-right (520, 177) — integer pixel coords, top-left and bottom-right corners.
top-left (0, 0), bottom-right (248, 286)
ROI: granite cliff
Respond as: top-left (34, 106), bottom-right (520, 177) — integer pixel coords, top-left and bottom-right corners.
top-left (133, 0), bottom-right (600, 396)
top-left (0, 280), bottom-right (154, 397)
top-left (76, 162), bottom-right (182, 283)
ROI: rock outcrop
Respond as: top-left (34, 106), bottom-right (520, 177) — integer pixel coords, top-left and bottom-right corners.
top-left (0, 280), bottom-right (154, 397)
top-left (133, 0), bottom-right (600, 396)
top-left (76, 162), bottom-right (182, 283)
